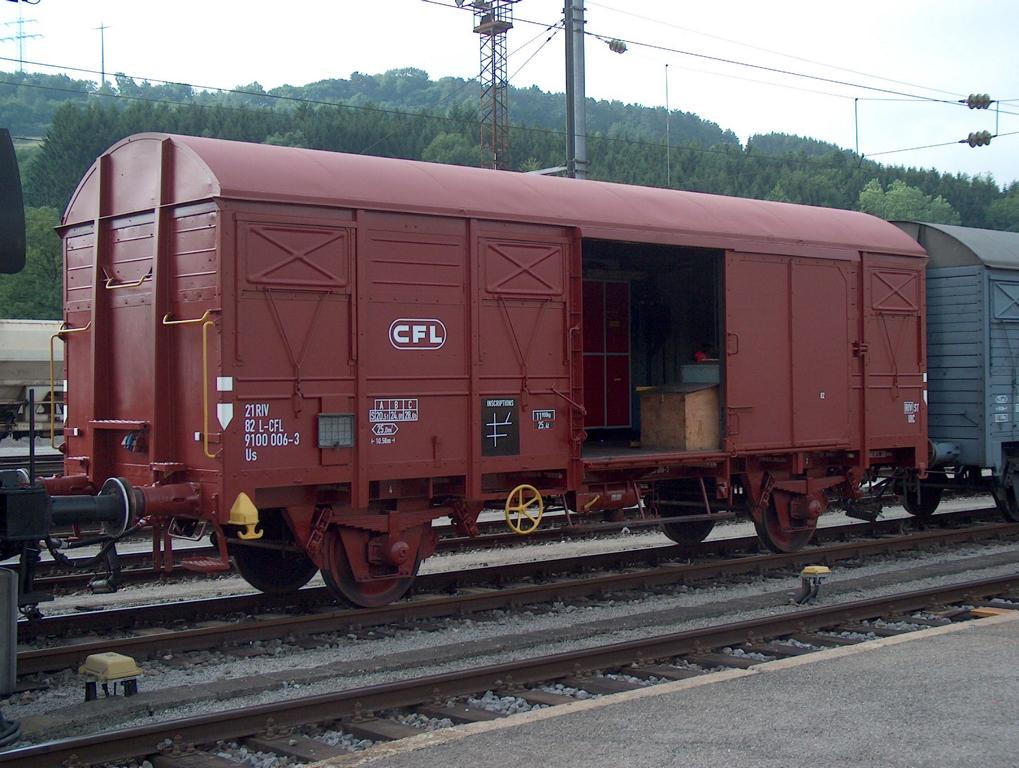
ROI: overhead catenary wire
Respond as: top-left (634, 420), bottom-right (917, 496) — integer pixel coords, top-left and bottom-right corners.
top-left (584, 0), bottom-right (965, 100)
top-left (606, 41), bottom-right (864, 104)
top-left (0, 55), bottom-right (481, 123)
top-left (421, 0), bottom-right (1019, 119)
top-left (866, 130), bottom-right (1019, 158)
top-left (508, 21), bottom-right (562, 83)
top-left (10, 3), bottom-right (1003, 184)
top-left (359, 16), bottom-right (564, 154)
top-left (10, 0), bottom-right (1017, 128)
top-left (581, 29), bottom-right (1019, 119)
top-left (5, 69), bottom-right (1017, 186)
top-left (0, 15), bottom-right (568, 154)
top-left (3, 51), bottom-right (1016, 184)
top-left (578, 25), bottom-right (1017, 163)
top-left (418, 0), bottom-right (1019, 178)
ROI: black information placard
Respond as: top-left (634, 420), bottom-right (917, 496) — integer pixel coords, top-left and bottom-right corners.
top-left (481, 397), bottom-right (519, 456)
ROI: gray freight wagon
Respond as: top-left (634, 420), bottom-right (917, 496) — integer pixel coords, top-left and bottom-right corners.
top-left (894, 220), bottom-right (1019, 521)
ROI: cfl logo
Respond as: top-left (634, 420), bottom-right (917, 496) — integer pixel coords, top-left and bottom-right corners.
top-left (389, 318), bottom-right (447, 350)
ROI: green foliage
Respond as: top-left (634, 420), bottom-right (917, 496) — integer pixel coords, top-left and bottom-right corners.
top-left (748, 133), bottom-right (848, 159)
top-left (858, 179), bottom-right (961, 224)
top-left (23, 100), bottom-right (298, 209)
top-left (422, 132), bottom-right (479, 167)
top-left (114, 73), bottom-right (195, 103)
top-left (0, 71), bottom-right (93, 136)
top-left (987, 183), bottom-right (1019, 232)
top-left (13, 140), bottom-right (39, 174)
top-left (0, 207), bottom-right (61, 319)
top-left (265, 129), bottom-right (307, 148)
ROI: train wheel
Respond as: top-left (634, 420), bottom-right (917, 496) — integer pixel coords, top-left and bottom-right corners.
top-left (754, 497), bottom-right (816, 553)
top-left (321, 528), bottom-right (421, 608)
top-left (998, 493), bottom-right (1019, 523)
top-left (661, 518), bottom-right (715, 545)
top-left (899, 481), bottom-right (943, 518)
top-left (993, 470), bottom-right (1019, 523)
top-left (232, 544), bottom-right (318, 595)
top-left (230, 509), bottom-right (318, 594)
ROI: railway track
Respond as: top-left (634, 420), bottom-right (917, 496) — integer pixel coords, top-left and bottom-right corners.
top-left (31, 508), bottom-right (673, 590)
top-left (17, 513), bottom-right (1019, 676)
top-left (21, 507), bottom-right (1002, 636)
top-left (5, 573), bottom-right (1017, 767)
top-left (0, 454), bottom-right (62, 477)
top-left (24, 503), bottom-right (1000, 593)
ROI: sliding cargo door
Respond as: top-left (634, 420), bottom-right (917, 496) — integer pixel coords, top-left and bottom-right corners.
top-left (725, 251), bottom-right (851, 452)
top-left (725, 252), bottom-right (792, 451)
top-left (789, 259), bottom-right (851, 446)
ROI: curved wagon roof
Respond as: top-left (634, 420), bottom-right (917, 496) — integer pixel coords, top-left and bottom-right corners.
top-left (64, 133), bottom-right (925, 261)
top-left (894, 220), bottom-right (1019, 270)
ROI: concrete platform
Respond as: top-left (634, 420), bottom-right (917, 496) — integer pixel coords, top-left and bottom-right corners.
top-left (316, 611), bottom-right (1019, 768)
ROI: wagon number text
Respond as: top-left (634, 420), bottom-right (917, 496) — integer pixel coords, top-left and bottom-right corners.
top-left (243, 402), bottom-right (301, 461)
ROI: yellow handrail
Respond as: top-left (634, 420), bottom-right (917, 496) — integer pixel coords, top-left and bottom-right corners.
top-left (104, 269), bottom-right (152, 290)
top-left (162, 311), bottom-right (219, 459)
top-left (161, 310), bottom-right (211, 327)
top-left (49, 322), bottom-right (91, 449)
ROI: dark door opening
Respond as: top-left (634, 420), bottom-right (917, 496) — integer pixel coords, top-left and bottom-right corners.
top-left (581, 239), bottom-right (724, 455)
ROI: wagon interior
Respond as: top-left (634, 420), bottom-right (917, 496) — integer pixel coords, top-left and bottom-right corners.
top-left (581, 240), bottom-right (724, 458)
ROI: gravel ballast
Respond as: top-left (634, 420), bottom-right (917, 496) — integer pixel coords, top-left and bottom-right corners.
top-left (10, 538), bottom-right (1019, 745)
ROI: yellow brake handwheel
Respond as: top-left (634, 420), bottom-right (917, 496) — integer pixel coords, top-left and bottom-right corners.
top-left (505, 484), bottom-right (544, 535)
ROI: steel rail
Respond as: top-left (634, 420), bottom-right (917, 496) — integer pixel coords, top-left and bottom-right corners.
top-left (22, 510), bottom-right (601, 590)
top-left (23, 504), bottom-right (1002, 592)
top-left (0, 456), bottom-right (62, 475)
top-left (17, 518), bottom-right (1019, 676)
top-left (5, 573), bottom-right (1018, 768)
top-left (24, 507), bottom-right (716, 586)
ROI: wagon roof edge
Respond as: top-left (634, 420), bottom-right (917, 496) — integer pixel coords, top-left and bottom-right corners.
top-left (64, 133), bottom-right (926, 259)
top-left (893, 220), bottom-right (1019, 270)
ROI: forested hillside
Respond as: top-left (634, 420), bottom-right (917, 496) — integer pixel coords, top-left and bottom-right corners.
top-left (2, 67), bottom-right (1019, 318)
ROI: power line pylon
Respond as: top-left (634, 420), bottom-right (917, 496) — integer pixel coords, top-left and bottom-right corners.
top-left (0, 4), bottom-right (41, 73)
top-left (470, 0), bottom-right (518, 170)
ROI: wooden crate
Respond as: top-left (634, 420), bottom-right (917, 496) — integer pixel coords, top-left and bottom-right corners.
top-left (638, 384), bottom-right (719, 451)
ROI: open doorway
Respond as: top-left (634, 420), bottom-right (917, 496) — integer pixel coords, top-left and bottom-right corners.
top-left (581, 239), bottom-right (725, 457)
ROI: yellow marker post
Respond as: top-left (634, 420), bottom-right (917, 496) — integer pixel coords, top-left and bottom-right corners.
top-left (794, 565), bottom-right (832, 604)
top-left (78, 652), bottom-right (142, 700)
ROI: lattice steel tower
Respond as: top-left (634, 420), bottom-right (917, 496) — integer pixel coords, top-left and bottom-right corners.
top-left (471, 1), bottom-right (518, 170)
top-left (0, 3), bottom-right (40, 74)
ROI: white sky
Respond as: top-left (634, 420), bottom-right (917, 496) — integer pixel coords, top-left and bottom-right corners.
top-left (2, 0), bottom-right (1017, 188)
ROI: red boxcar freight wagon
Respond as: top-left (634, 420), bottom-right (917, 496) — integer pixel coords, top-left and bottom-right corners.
top-left (42, 134), bottom-right (928, 606)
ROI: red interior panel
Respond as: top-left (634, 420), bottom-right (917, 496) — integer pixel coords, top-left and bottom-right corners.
top-left (583, 279), bottom-right (631, 428)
